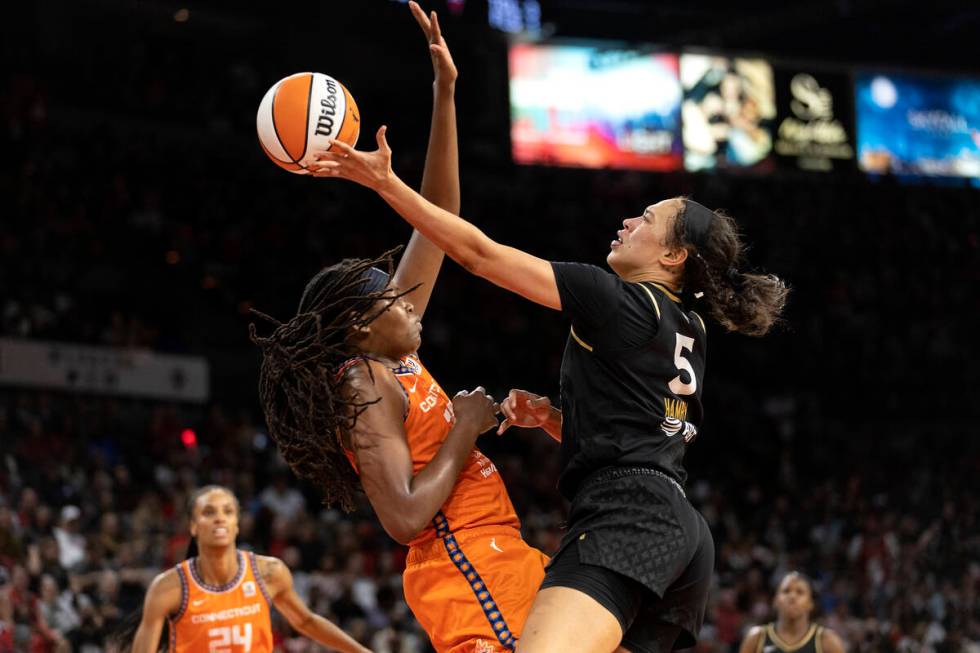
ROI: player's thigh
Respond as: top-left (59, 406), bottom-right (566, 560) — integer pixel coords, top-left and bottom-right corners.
top-left (517, 586), bottom-right (623, 653)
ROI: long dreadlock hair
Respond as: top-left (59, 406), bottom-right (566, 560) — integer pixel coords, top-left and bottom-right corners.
top-left (249, 248), bottom-right (418, 511)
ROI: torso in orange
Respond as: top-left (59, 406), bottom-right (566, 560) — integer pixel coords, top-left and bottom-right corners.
top-left (168, 550), bottom-right (274, 653)
top-left (343, 354), bottom-right (520, 546)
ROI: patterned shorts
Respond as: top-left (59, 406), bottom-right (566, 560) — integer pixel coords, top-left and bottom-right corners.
top-left (544, 469), bottom-right (714, 650)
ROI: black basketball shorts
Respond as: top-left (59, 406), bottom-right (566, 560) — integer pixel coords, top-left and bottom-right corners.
top-left (540, 468), bottom-right (714, 652)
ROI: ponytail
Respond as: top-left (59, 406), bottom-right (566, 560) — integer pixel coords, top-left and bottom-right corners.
top-left (673, 202), bottom-right (788, 337)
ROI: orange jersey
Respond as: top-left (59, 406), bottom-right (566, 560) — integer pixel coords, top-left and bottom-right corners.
top-left (344, 355), bottom-right (520, 547)
top-left (169, 551), bottom-right (274, 653)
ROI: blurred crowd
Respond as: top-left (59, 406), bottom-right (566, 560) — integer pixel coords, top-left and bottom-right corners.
top-left (1, 388), bottom-right (977, 652)
top-left (3, 1), bottom-right (980, 651)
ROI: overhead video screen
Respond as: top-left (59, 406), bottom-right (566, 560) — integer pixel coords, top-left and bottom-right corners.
top-left (681, 54), bottom-right (776, 172)
top-left (509, 43), bottom-right (683, 171)
top-left (856, 73), bottom-right (980, 179)
top-left (772, 68), bottom-right (855, 172)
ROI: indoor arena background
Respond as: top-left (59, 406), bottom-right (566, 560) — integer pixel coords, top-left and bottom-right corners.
top-left (2, 1), bottom-right (978, 651)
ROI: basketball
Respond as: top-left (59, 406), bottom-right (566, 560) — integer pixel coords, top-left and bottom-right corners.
top-left (256, 72), bottom-right (360, 174)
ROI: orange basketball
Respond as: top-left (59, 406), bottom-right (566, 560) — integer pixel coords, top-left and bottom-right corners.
top-left (256, 72), bottom-right (360, 174)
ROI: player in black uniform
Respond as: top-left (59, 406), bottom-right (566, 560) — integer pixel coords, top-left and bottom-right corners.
top-left (314, 132), bottom-right (788, 651)
top-left (739, 572), bottom-right (845, 653)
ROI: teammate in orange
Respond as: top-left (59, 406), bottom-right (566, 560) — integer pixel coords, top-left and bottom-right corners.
top-left (129, 486), bottom-right (369, 653)
top-left (739, 572), bottom-right (845, 653)
top-left (249, 4), bottom-right (548, 653)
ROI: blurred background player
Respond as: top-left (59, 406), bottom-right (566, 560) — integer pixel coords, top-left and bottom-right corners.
top-left (250, 4), bottom-right (548, 651)
top-left (129, 486), bottom-right (369, 653)
top-left (738, 572), bottom-right (845, 653)
top-left (314, 129), bottom-right (787, 651)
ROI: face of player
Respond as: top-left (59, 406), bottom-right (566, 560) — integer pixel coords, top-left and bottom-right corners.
top-left (190, 489), bottom-right (239, 549)
top-left (774, 574), bottom-right (814, 621)
top-left (353, 287), bottom-right (422, 359)
top-left (607, 198), bottom-right (686, 279)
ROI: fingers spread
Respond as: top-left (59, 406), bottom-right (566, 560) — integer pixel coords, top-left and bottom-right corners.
top-left (497, 418), bottom-right (512, 435)
top-left (313, 151), bottom-right (346, 162)
top-left (430, 11), bottom-right (442, 42)
top-left (327, 138), bottom-right (356, 155)
top-left (375, 125), bottom-right (391, 152)
top-left (409, 2), bottom-right (432, 37)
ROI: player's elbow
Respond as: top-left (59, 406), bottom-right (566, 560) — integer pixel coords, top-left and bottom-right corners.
top-left (381, 510), bottom-right (426, 545)
top-left (386, 520), bottom-right (425, 546)
top-left (455, 236), bottom-right (496, 279)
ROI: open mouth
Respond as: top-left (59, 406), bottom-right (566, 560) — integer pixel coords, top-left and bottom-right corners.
top-left (611, 232), bottom-right (624, 249)
top-left (213, 527), bottom-right (229, 536)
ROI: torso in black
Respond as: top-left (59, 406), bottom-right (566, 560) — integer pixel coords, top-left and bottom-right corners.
top-left (552, 262), bottom-right (707, 499)
top-left (757, 623), bottom-right (823, 653)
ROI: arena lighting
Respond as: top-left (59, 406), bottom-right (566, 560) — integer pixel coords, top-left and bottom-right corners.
top-left (173, 8), bottom-right (189, 23)
top-left (180, 428), bottom-right (198, 448)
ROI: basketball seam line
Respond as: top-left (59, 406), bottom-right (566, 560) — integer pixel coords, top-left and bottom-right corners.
top-left (297, 74), bottom-right (313, 163)
top-left (271, 81), bottom-right (301, 167)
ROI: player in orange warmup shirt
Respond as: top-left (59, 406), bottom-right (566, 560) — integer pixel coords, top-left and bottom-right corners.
top-left (249, 5), bottom-right (548, 652)
top-left (130, 486), bottom-right (369, 653)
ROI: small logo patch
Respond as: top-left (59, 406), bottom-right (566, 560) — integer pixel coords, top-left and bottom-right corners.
top-left (242, 581), bottom-right (256, 597)
top-left (475, 639), bottom-right (496, 653)
top-left (393, 357), bottom-right (422, 376)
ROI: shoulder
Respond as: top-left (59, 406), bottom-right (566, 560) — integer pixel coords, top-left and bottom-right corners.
top-left (551, 262), bottom-right (621, 286)
top-left (143, 567), bottom-right (184, 616)
top-left (819, 626), bottom-right (845, 653)
top-left (254, 554), bottom-right (289, 580)
top-left (253, 554), bottom-right (291, 595)
top-left (344, 358), bottom-right (402, 400)
top-left (739, 625), bottom-right (766, 651)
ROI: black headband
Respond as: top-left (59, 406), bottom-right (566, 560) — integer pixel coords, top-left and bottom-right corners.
top-left (680, 200), bottom-right (715, 251)
top-left (356, 266), bottom-right (390, 296)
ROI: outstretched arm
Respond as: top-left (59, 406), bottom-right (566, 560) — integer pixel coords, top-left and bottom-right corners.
top-left (260, 556), bottom-right (372, 653)
top-left (391, 2), bottom-right (460, 318)
top-left (312, 134), bottom-right (561, 310)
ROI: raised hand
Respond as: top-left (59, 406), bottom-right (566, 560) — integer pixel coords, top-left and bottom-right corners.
top-left (409, 1), bottom-right (457, 87)
top-left (498, 389), bottom-right (553, 435)
top-left (309, 127), bottom-right (394, 189)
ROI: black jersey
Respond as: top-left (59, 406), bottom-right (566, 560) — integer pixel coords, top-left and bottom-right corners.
top-left (552, 262), bottom-right (707, 499)
top-left (757, 623), bottom-right (823, 653)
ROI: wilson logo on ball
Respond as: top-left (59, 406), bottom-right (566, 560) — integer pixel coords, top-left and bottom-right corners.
top-left (256, 72), bottom-right (360, 174)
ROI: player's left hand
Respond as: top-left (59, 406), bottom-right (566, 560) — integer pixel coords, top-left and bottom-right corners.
top-left (497, 389), bottom-right (552, 435)
top-left (310, 127), bottom-right (394, 191)
top-left (409, 1), bottom-right (457, 87)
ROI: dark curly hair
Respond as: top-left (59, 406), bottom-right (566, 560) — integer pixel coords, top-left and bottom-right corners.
top-left (249, 249), bottom-right (417, 511)
top-left (670, 201), bottom-right (789, 336)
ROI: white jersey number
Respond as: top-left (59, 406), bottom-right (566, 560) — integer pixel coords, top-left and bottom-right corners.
top-left (669, 334), bottom-right (697, 396)
top-left (208, 624), bottom-right (252, 652)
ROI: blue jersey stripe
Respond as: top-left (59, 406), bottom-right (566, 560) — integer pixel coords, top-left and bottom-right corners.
top-left (432, 511), bottom-right (517, 651)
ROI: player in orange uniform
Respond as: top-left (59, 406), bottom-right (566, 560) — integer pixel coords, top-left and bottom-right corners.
top-left (249, 4), bottom-right (548, 652)
top-left (130, 486), bottom-right (369, 653)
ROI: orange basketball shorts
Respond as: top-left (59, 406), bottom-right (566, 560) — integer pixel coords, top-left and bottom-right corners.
top-left (403, 523), bottom-right (549, 653)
